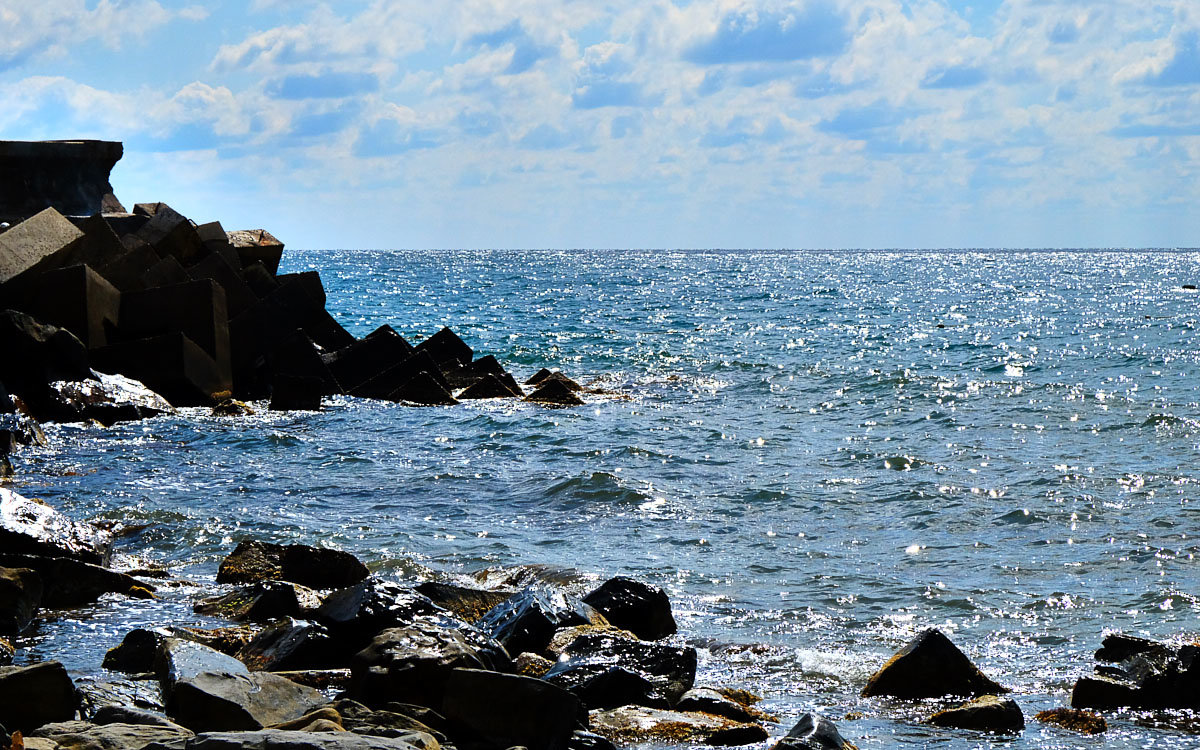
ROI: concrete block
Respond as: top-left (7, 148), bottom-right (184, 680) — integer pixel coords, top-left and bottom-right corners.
top-left (354, 350), bottom-right (448, 401)
top-left (188, 252), bottom-right (259, 318)
top-left (269, 279), bottom-right (354, 352)
top-left (140, 255), bottom-right (190, 290)
top-left (276, 271), bottom-right (326, 308)
top-left (133, 204), bottom-right (204, 266)
top-left (0, 139), bottom-right (123, 223)
top-left (97, 239), bottom-right (161, 292)
top-left (325, 326), bottom-right (415, 394)
top-left (119, 279), bottom-right (230, 376)
top-left (29, 264), bottom-right (121, 349)
top-left (270, 374), bottom-right (323, 411)
top-left (227, 229), bottom-right (284, 274)
top-left (414, 326), bottom-right (473, 367)
top-left (241, 262), bottom-right (279, 297)
top-left (0, 208), bottom-right (85, 289)
top-left (91, 332), bottom-right (229, 406)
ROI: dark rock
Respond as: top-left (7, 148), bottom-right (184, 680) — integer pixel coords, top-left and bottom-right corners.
top-left (44, 373), bottom-right (172, 426)
top-left (171, 627), bottom-right (263, 659)
top-left (525, 368), bottom-right (553, 385)
top-left (275, 273), bottom-right (326, 309)
top-left (227, 230), bottom-right (284, 275)
top-left (142, 729), bottom-right (436, 750)
top-left (1034, 708), bottom-right (1107, 735)
top-left (104, 628), bottom-right (171, 674)
top-left (583, 576), bottom-right (676, 641)
top-left (91, 332), bottom-right (228, 407)
top-left (0, 309), bottom-right (92, 408)
top-left (545, 632), bottom-right (696, 707)
top-left (218, 541), bottom-right (369, 591)
top-left (412, 582), bottom-right (512, 624)
top-left (237, 619), bottom-right (341, 673)
top-left (267, 707), bottom-right (343, 732)
top-left (132, 204), bottom-right (204, 266)
top-left (770, 713), bottom-right (856, 750)
top-left (96, 240), bottom-right (161, 293)
top-left (541, 372), bottom-right (582, 392)
top-left (33, 721), bottom-right (193, 750)
top-left (0, 552), bottom-right (152, 606)
top-left (860, 628), bottom-right (1006, 699)
top-left (471, 563), bottom-right (586, 590)
top-left (413, 327), bottom-right (472, 368)
top-left (272, 671), bottom-right (351, 692)
top-left (566, 731), bottom-right (616, 750)
top-left (477, 588), bottom-right (598, 657)
top-left (524, 379), bottom-right (584, 407)
top-left (212, 398), bottom-right (254, 417)
top-left (1071, 634), bottom-right (1200, 710)
top-left (0, 662), bottom-right (80, 732)
top-left (166, 671), bottom-right (328, 733)
top-left (457, 374), bottom-right (519, 400)
top-left (675, 689), bottom-right (759, 724)
top-left (316, 579), bottom-right (441, 649)
top-left (93, 706), bottom-right (182, 729)
top-left (0, 490), bottom-right (112, 565)
top-left (442, 668), bottom-right (581, 750)
top-left (0, 208), bottom-right (86, 288)
top-left (239, 263), bottom-right (279, 299)
top-left (352, 353), bottom-right (449, 404)
top-left (77, 675), bottom-right (166, 717)
top-left (349, 619), bottom-right (512, 708)
top-left (0, 566), bottom-right (42, 634)
top-left (194, 582), bottom-right (322, 624)
top-left (1095, 633), bottom-right (1162, 663)
top-left (266, 332), bottom-right (339, 397)
top-left (70, 213), bottom-right (137, 271)
top-left (563, 665), bottom-right (667, 710)
top-left (0, 140), bottom-right (123, 223)
top-left (0, 411), bottom-right (47, 447)
top-left (0, 636), bottom-right (12, 665)
top-left (195, 221), bottom-right (231, 254)
top-left (387, 373), bottom-right (456, 406)
top-left (513, 652), bottom-right (554, 677)
top-left (927, 695), bottom-right (1024, 733)
top-left (266, 281), bottom-right (354, 354)
top-left (157, 638), bottom-right (250, 697)
top-left (332, 700), bottom-right (445, 744)
top-left (25, 264), bottom-right (121, 350)
top-left (590, 707), bottom-right (766, 747)
top-left (269, 376), bottom-right (323, 411)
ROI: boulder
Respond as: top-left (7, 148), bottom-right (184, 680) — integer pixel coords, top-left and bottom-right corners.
top-left (104, 629), bottom-right (172, 674)
top-left (32, 721), bottom-right (193, 750)
top-left (675, 689), bottom-right (759, 724)
top-left (525, 368), bottom-right (553, 385)
top-left (0, 552), bottom-right (152, 606)
top-left (188, 254), bottom-right (259, 319)
top-left (412, 582), bottom-right (511, 625)
top-left (349, 619), bottom-right (511, 708)
top-left (387, 373), bottom-right (456, 407)
top-left (0, 566), bottom-right (42, 634)
top-left (589, 706), bottom-right (767, 747)
top-left (476, 588), bottom-right (598, 657)
top-left (546, 625), bottom-right (638, 658)
top-left (91, 333), bottom-right (229, 407)
top-left (0, 140), bottom-right (123, 223)
top-left (194, 582), bottom-right (322, 624)
top-left (331, 701), bottom-right (445, 744)
top-left (0, 208), bottom-right (86, 288)
top-left (315, 579), bottom-right (441, 650)
top-left (269, 375), bottom-right (323, 411)
top-left (0, 309), bottom-right (93, 409)
top-left (860, 628), bottom-right (1006, 699)
top-left (217, 541), bottom-right (369, 591)
top-left (76, 677), bottom-right (165, 719)
top-left (566, 731), bottom-right (616, 750)
top-left (0, 662), bottom-right (80, 732)
top-left (44, 372), bottom-right (173, 425)
top-left (582, 576), bottom-right (676, 641)
top-left (926, 695), bottom-right (1024, 733)
top-left (770, 713), bottom-right (856, 750)
top-left (441, 668), bottom-right (581, 750)
top-left (166, 672), bottom-right (328, 733)
top-left (0, 491), bottom-right (112, 565)
top-left (265, 332), bottom-right (339, 397)
top-left (413, 328), bottom-right (472, 369)
top-left (268, 707), bottom-right (343, 732)
top-left (524, 379), bottom-right (584, 407)
top-left (141, 729), bottom-right (435, 750)
top-left (157, 639), bottom-right (250, 697)
top-left (1070, 633), bottom-right (1200, 710)
top-left (227, 230), bottom-right (284, 275)
top-left (237, 619), bottom-right (341, 673)
top-left (1034, 708), bottom-right (1106, 735)
top-left (92, 707), bottom-right (184, 729)
top-left (544, 632), bottom-right (696, 707)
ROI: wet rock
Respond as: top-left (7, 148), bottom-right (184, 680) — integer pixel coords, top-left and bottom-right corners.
top-left (166, 671), bottom-right (328, 733)
top-left (0, 410), bottom-right (48, 448)
top-left (860, 628), bottom-right (1006, 699)
top-left (269, 375), bottom-right (323, 411)
top-left (349, 619), bottom-right (512, 708)
top-left (78, 676), bottom-right (165, 716)
top-left (237, 619), bottom-right (341, 673)
top-left (0, 310), bottom-right (92, 411)
top-left (0, 208), bottom-right (86, 288)
top-left (526, 368), bottom-right (553, 385)
top-left (413, 328), bottom-right (472, 369)
top-left (477, 588), bottom-right (598, 657)
top-left (194, 582), bottom-right (322, 624)
top-left (316, 580), bottom-right (441, 650)
top-left (513, 652), bottom-right (554, 678)
top-left (675, 689), bottom-right (760, 725)
top-left (272, 671), bottom-right (351, 692)
top-left (172, 628), bottom-right (263, 659)
top-left (0, 566), bottom-right (42, 634)
top-left (1034, 708), bottom-right (1106, 735)
top-left (332, 700), bottom-right (446, 744)
top-left (142, 729), bottom-right (435, 750)
top-left (583, 576), bottom-right (676, 641)
top-left (0, 662), bottom-right (80, 732)
top-left (212, 399), bottom-right (254, 417)
top-left (217, 542), bottom-right (369, 591)
top-left (590, 706), bottom-right (767, 747)
top-left (1071, 633), bottom-right (1200, 710)
top-left (46, 372), bottom-right (172, 425)
top-left (770, 713), bottom-right (856, 750)
top-left (388, 372), bottom-right (456, 406)
top-left (104, 630), bottom-right (173, 674)
top-left (412, 582), bottom-right (512, 624)
top-left (441, 668), bottom-right (581, 750)
top-left (157, 639), bottom-right (250, 696)
top-left (32, 721), bottom-right (193, 750)
top-left (926, 695), bottom-right (1024, 733)
top-left (566, 731), bottom-right (616, 750)
top-left (0, 553), bottom-right (151, 606)
top-left (544, 632), bottom-right (696, 707)
top-left (470, 563), bottom-right (585, 591)
top-left (524, 379), bottom-right (584, 407)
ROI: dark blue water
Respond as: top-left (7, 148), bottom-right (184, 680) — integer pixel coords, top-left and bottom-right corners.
top-left (9, 250), bottom-right (1200, 748)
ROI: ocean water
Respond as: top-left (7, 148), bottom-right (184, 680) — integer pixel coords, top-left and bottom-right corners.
top-left (8, 249), bottom-right (1200, 748)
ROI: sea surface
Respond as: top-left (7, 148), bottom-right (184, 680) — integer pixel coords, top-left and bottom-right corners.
top-left (9, 249), bottom-right (1200, 749)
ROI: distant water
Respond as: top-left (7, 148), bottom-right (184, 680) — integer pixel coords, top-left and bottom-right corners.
top-left (10, 249), bottom-right (1200, 749)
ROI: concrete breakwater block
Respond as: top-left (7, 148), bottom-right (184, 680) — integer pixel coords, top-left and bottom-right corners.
top-left (0, 140), bottom-right (123, 222)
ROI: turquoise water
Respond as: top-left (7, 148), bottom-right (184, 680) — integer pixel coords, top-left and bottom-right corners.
top-left (10, 249), bottom-right (1200, 748)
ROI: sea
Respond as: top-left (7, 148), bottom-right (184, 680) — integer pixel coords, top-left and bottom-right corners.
top-left (8, 249), bottom-right (1200, 748)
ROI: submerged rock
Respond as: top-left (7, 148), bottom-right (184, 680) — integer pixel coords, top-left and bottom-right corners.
top-left (216, 541), bottom-right (369, 591)
top-left (0, 552), bottom-right (152, 606)
top-left (1034, 708), bottom-right (1107, 735)
top-left (860, 628), bottom-right (1006, 699)
top-left (926, 695), bottom-right (1024, 733)
top-left (0, 662), bottom-right (80, 732)
top-left (1071, 633), bottom-right (1200, 710)
top-left (675, 689), bottom-right (760, 724)
top-left (46, 372), bottom-right (173, 425)
top-left (194, 582), bottom-right (322, 624)
top-left (583, 576), bottom-right (676, 641)
top-left (0, 488), bottom-right (113, 565)
top-left (770, 713), bottom-right (857, 750)
top-left (524, 379), bottom-right (584, 406)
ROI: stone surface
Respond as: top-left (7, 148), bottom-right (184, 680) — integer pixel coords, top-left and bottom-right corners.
top-left (157, 638), bottom-right (250, 697)
top-left (0, 662), bottom-right (80, 732)
top-left (316, 580), bottom-right (441, 650)
top-left (237, 619), bottom-right (341, 673)
top-left (227, 230), bottom-right (284, 275)
top-left (217, 541), bottom-right (369, 591)
top-left (92, 707), bottom-right (184, 729)
top-left (590, 707), bottom-right (767, 747)
top-left (477, 588), bottom-right (597, 657)
top-left (927, 695), bottom-right (1024, 733)
top-left (0, 490), bottom-right (112, 565)
top-left (33, 721), bottom-right (193, 750)
top-left (456, 374), bottom-right (519, 400)
top-left (412, 582), bottom-right (511, 625)
top-left (194, 582), bottom-right (322, 624)
top-left (0, 552), bottom-right (152, 607)
top-left (77, 676), bottom-right (165, 717)
top-left (1071, 633), bottom-right (1200, 710)
top-left (332, 700), bottom-right (446, 744)
top-left (582, 577), bottom-right (676, 641)
top-left (142, 729), bottom-right (435, 750)
top-left (104, 629), bottom-right (171, 674)
top-left (0, 208), bottom-right (86, 287)
top-left (0, 140), bottom-right (123, 223)
top-left (770, 713), bottom-right (857, 750)
top-left (1034, 708), bottom-right (1107, 735)
top-left (352, 352), bottom-right (448, 403)
top-left (119, 279), bottom-right (230, 372)
top-left (166, 672), bottom-right (328, 733)
top-left (46, 373), bottom-right (173, 426)
top-left (441, 668), bottom-right (581, 750)
top-left (675, 689), bottom-right (759, 724)
top-left (0, 566), bottom-right (42, 634)
top-left (860, 628), bottom-right (1006, 699)
top-left (545, 631), bottom-right (697, 707)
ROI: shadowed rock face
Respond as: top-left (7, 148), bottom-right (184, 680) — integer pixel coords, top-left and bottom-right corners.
top-left (0, 140), bottom-right (123, 223)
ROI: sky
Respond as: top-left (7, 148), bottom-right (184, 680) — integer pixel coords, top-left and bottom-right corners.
top-left (1, 0), bottom-right (1198, 249)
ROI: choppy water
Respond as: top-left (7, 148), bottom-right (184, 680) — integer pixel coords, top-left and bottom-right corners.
top-left (8, 249), bottom-right (1200, 748)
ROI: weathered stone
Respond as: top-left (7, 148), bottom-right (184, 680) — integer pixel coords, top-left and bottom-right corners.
top-left (272, 671), bottom-right (350, 692)
top-left (76, 674), bottom-right (165, 716)
top-left (194, 582), bottom-right (322, 624)
top-left (860, 628), bottom-right (1006, 699)
top-left (471, 563), bottom-right (586, 590)
top-left (477, 588), bottom-right (597, 657)
top-left (157, 639), bottom-right (250, 698)
top-left (675, 689), bottom-right (759, 725)
top-left (316, 580), bottom-right (441, 649)
top-left (218, 541), bottom-right (369, 591)
top-left (927, 695), bottom-right (1024, 733)
top-left (104, 629), bottom-right (172, 674)
top-left (142, 729), bottom-right (435, 750)
top-left (237, 619), bottom-right (341, 673)
top-left (526, 370), bottom-right (581, 392)
top-left (544, 632), bottom-right (696, 707)
top-left (32, 721), bottom-right (193, 750)
top-left (770, 713), bottom-right (856, 750)
top-left (524, 379), bottom-right (584, 407)
top-left (413, 328), bottom-right (472, 368)
top-left (269, 376), bottom-right (323, 411)
top-left (166, 672), bottom-right (328, 733)
top-left (0, 566), bottom-right (42, 634)
top-left (0, 208), bottom-right (86, 288)
top-left (1034, 708), bottom-right (1107, 735)
top-left (441, 668), bottom-right (581, 750)
top-left (525, 368), bottom-right (553, 385)
top-left (195, 222), bottom-right (231, 255)
top-left (227, 230), bottom-right (284, 275)
top-left (413, 582), bottom-right (512, 625)
top-left (268, 708), bottom-right (343, 732)
top-left (546, 625), bottom-right (637, 658)
top-left (0, 662), bottom-right (80, 732)
top-left (239, 263), bottom-right (279, 298)
top-left (387, 373), bottom-right (457, 406)
top-left (513, 652), bottom-right (554, 678)
top-left (0, 140), bottom-right (123, 223)
top-left (171, 628), bottom-right (262, 659)
top-left (583, 576), bottom-right (676, 641)
top-left (331, 701), bottom-right (445, 745)
top-left (590, 707), bottom-right (767, 747)
top-left (91, 332), bottom-right (228, 407)
top-left (0, 489), bottom-right (112, 565)
top-left (349, 619), bottom-right (511, 708)
top-left (0, 552), bottom-right (152, 606)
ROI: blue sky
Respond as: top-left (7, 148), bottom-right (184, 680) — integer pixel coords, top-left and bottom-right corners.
top-left (1, 0), bottom-right (1198, 249)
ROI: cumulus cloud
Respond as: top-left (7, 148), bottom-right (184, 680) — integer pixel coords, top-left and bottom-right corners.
top-left (0, 0), bottom-right (176, 70)
top-left (684, 2), bottom-right (850, 64)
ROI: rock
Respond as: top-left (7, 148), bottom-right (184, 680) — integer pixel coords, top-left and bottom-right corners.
top-left (0, 552), bottom-right (152, 606)
top-left (265, 332), bottom-right (340, 397)
top-left (524, 379), bottom-right (583, 407)
top-left (212, 399), bottom-right (254, 417)
top-left (0, 309), bottom-right (92, 410)
top-left (0, 208), bottom-right (86, 288)
top-left (441, 668), bottom-right (581, 750)
top-left (0, 140), bottom-right (123, 223)
top-left (1070, 634), bottom-right (1200, 710)
top-left (0, 636), bottom-right (12, 665)
top-left (45, 372), bottom-right (172, 425)
top-left (217, 542), bottom-right (369, 591)
top-left (0, 412), bottom-right (47, 448)
top-left (272, 671), bottom-right (350, 691)
top-left (412, 582), bottom-right (512, 624)
top-left (544, 632), bottom-right (696, 707)
top-left (456, 374), bottom-right (519, 400)
top-left (25, 264), bottom-right (121, 351)
top-left (470, 563), bottom-right (586, 591)
top-left (237, 619), bottom-right (341, 672)
top-left (0, 662), bottom-right (80, 732)
top-left (513, 652), bottom-right (554, 678)
top-left (675, 689), bottom-right (759, 724)
top-left (582, 576), bottom-right (676, 641)
top-left (0, 566), bottom-right (42, 634)
top-left (32, 721), bottom-right (193, 750)
top-left (104, 629), bottom-right (171, 674)
top-left (156, 639), bottom-right (250, 697)
top-left (315, 580), bottom-right (441, 650)
top-left (172, 628), bottom-right (263, 659)
top-left (1034, 708), bottom-right (1106, 735)
top-left (77, 676), bottom-right (166, 717)
top-left (860, 628), bottom-right (1006, 699)
top-left (194, 582), bottom-right (322, 624)
top-left (141, 729), bottom-right (435, 750)
top-left (166, 672), bottom-right (328, 733)
top-left (926, 695), bottom-right (1024, 733)
top-left (590, 707), bottom-right (767, 747)
top-left (227, 230), bottom-right (284, 275)
top-left (413, 328), bottom-right (472, 369)
top-left (770, 713), bottom-right (856, 750)
top-left (566, 731), bottom-right (616, 750)
top-left (349, 619), bottom-right (511, 708)
top-left (269, 375), bottom-right (323, 411)
top-left (476, 588), bottom-right (598, 657)
top-left (263, 281), bottom-right (354, 355)
top-left (269, 708), bottom-right (343, 732)
top-left (331, 700), bottom-right (445, 744)
top-left (353, 352), bottom-right (449, 403)
top-left (92, 707), bottom-right (183, 729)
top-left (387, 373), bottom-right (456, 406)
top-left (91, 332), bottom-right (228, 408)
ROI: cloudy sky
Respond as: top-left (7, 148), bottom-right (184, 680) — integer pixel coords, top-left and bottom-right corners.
top-left (2, 1), bottom-right (1198, 249)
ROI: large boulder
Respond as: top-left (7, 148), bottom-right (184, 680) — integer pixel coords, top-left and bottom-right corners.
top-left (0, 566), bottom-right (42, 634)
top-left (860, 628), bottom-right (1006, 699)
top-left (31, 721), bottom-right (193, 750)
top-left (237, 619), bottom-right (342, 672)
top-left (0, 309), bottom-right (93, 411)
top-left (582, 577), bottom-right (676, 641)
top-left (0, 552), bottom-right (153, 606)
top-left (926, 695), bottom-right (1024, 733)
top-left (441, 668), bottom-right (581, 750)
top-left (412, 582), bottom-right (512, 625)
top-left (157, 639), bottom-right (249, 698)
top-left (0, 491), bottom-right (112, 565)
top-left (141, 729), bottom-right (435, 750)
top-left (476, 588), bottom-right (598, 657)
top-left (589, 706), bottom-right (767, 747)
top-left (0, 662), bottom-right (80, 732)
top-left (166, 671), bottom-right (328, 733)
top-left (315, 579), bottom-right (441, 649)
top-left (226, 230), bottom-right (284, 275)
top-left (194, 582), bottom-right (322, 624)
top-left (217, 542), bottom-right (369, 591)
top-left (770, 713), bottom-right (857, 750)
top-left (544, 632), bottom-right (696, 707)
top-left (44, 372), bottom-right (173, 425)
top-left (1070, 633), bottom-right (1200, 710)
